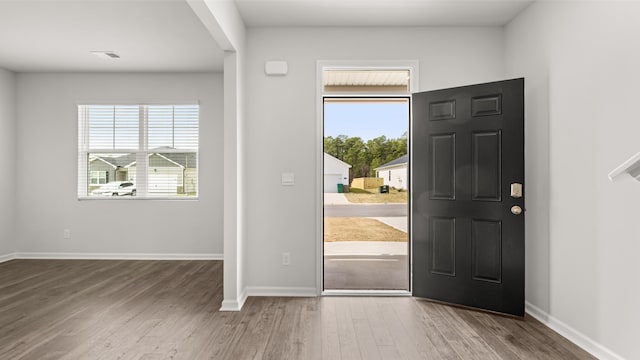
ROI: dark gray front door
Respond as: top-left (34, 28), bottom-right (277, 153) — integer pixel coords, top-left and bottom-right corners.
top-left (412, 78), bottom-right (525, 316)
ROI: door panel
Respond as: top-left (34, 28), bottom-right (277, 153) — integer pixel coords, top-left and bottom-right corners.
top-left (429, 100), bottom-right (456, 120)
top-left (430, 217), bottom-right (456, 276)
top-left (471, 219), bottom-right (502, 283)
top-left (412, 78), bottom-right (524, 316)
top-left (471, 94), bottom-right (502, 117)
top-left (472, 130), bottom-right (502, 201)
top-left (431, 134), bottom-right (456, 200)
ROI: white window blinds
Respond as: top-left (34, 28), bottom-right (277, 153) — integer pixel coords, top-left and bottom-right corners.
top-left (87, 105), bottom-right (139, 149)
top-left (78, 104), bottom-right (199, 199)
top-left (148, 105), bottom-right (199, 150)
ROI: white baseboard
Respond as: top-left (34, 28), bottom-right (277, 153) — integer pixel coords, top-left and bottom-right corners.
top-left (220, 289), bottom-right (247, 312)
top-left (0, 253), bottom-right (15, 264)
top-left (245, 286), bottom-right (318, 298)
top-left (12, 252), bottom-right (223, 261)
top-left (526, 301), bottom-right (626, 360)
top-left (219, 300), bottom-right (242, 312)
top-left (220, 286), bottom-right (316, 312)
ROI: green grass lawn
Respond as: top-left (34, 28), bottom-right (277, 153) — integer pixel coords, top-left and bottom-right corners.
top-left (344, 187), bottom-right (408, 203)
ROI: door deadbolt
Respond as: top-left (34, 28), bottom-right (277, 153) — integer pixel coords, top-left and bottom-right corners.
top-left (510, 183), bottom-right (523, 198)
top-left (511, 205), bottom-right (523, 215)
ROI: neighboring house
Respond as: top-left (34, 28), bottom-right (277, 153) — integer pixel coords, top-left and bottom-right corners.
top-left (375, 154), bottom-right (408, 190)
top-left (323, 152), bottom-right (351, 193)
top-left (88, 154), bottom-right (136, 190)
top-left (88, 148), bottom-right (197, 195)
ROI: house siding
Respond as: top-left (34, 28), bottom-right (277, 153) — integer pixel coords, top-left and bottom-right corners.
top-left (324, 153), bottom-right (350, 193)
top-left (377, 164), bottom-right (407, 190)
top-left (88, 160), bottom-right (116, 191)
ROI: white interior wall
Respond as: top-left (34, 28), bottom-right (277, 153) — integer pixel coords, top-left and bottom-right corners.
top-left (0, 68), bottom-right (16, 259)
top-left (243, 27), bottom-right (506, 290)
top-left (506, 2), bottom-right (640, 359)
top-left (14, 73), bottom-right (224, 257)
top-left (504, 0), bottom-right (553, 321)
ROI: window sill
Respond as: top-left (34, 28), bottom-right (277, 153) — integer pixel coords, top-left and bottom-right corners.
top-left (78, 197), bottom-right (199, 201)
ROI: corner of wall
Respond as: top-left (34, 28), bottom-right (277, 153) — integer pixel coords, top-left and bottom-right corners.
top-left (190, 0), bottom-right (248, 311)
top-left (506, 2), bottom-right (640, 359)
top-left (526, 302), bottom-right (627, 360)
top-left (503, 0), bottom-right (552, 315)
top-left (0, 253), bottom-right (15, 264)
top-left (0, 68), bottom-right (17, 258)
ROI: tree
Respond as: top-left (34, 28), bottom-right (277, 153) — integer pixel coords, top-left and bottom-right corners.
top-left (324, 135), bottom-right (348, 161)
top-left (324, 134), bottom-right (408, 182)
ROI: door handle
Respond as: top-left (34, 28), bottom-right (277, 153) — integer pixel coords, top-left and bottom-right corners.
top-left (511, 205), bottom-right (522, 215)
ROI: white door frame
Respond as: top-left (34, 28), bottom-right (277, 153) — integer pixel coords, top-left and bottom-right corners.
top-left (316, 60), bottom-right (420, 295)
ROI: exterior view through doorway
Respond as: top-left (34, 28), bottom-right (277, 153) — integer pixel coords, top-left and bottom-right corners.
top-left (319, 65), bottom-right (525, 316)
top-left (323, 91), bottom-right (410, 291)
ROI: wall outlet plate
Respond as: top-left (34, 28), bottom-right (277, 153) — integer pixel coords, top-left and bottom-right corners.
top-left (281, 173), bottom-right (295, 186)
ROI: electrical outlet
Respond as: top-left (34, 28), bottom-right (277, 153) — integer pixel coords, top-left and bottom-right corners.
top-left (63, 229), bottom-right (71, 239)
top-left (282, 252), bottom-right (290, 266)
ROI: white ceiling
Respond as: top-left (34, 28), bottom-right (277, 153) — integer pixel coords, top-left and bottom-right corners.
top-left (234, 0), bottom-right (535, 27)
top-left (0, 0), bottom-right (224, 72)
top-left (0, 0), bottom-right (536, 73)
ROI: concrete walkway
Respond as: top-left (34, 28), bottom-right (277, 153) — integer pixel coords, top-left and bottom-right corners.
top-left (324, 241), bottom-right (408, 256)
top-left (323, 193), bottom-right (350, 205)
top-left (324, 203), bottom-right (407, 217)
top-left (371, 216), bottom-right (407, 232)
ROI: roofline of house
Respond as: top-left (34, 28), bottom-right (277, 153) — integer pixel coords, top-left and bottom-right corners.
top-left (89, 157), bottom-right (117, 169)
top-left (323, 152), bottom-right (352, 168)
top-left (375, 162), bottom-right (408, 171)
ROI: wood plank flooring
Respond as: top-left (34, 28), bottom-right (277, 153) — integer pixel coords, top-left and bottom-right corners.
top-left (0, 260), bottom-right (595, 360)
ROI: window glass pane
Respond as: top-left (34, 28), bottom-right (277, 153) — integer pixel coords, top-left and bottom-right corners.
top-left (174, 105), bottom-right (199, 150)
top-left (87, 153), bottom-right (137, 197)
top-left (147, 152), bottom-right (197, 197)
top-left (148, 105), bottom-right (199, 150)
top-left (88, 106), bottom-right (115, 149)
top-left (114, 106), bottom-right (139, 149)
top-left (148, 105), bottom-right (173, 149)
top-left (80, 104), bottom-right (198, 199)
top-left (88, 105), bottom-right (138, 150)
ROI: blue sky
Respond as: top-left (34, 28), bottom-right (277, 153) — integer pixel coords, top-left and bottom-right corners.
top-left (324, 101), bottom-right (409, 141)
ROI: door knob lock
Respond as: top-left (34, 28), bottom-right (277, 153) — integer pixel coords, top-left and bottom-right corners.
top-left (511, 205), bottom-right (522, 215)
top-left (510, 183), bottom-right (523, 198)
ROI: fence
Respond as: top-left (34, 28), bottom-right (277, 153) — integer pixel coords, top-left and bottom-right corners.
top-left (351, 177), bottom-right (383, 190)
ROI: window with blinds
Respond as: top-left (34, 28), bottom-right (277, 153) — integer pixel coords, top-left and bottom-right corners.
top-left (78, 104), bottom-right (199, 199)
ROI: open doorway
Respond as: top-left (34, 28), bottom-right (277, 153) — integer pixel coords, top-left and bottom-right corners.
top-left (320, 66), bottom-right (415, 292)
top-left (323, 98), bottom-right (409, 291)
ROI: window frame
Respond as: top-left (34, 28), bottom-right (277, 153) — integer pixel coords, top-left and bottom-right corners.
top-left (78, 102), bottom-right (200, 200)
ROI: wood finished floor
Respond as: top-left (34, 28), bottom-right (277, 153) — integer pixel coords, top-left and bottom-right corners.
top-left (0, 260), bottom-right (595, 360)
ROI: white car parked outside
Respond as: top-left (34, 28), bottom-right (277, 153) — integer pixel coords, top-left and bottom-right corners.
top-left (91, 181), bottom-right (136, 197)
